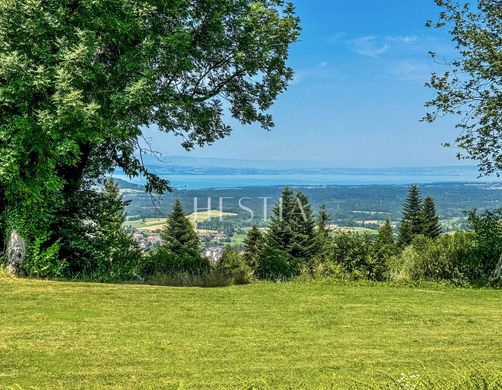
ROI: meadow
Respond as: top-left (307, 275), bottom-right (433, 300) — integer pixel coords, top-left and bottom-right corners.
top-left (1, 277), bottom-right (501, 389)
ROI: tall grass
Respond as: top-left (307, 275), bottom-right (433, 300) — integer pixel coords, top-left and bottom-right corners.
top-left (145, 271), bottom-right (232, 288)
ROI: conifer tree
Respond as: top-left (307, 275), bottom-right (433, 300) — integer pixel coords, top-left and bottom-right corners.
top-left (289, 192), bottom-right (319, 262)
top-left (95, 179), bottom-right (141, 278)
top-left (398, 185), bottom-right (423, 246)
top-left (317, 205), bottom-right (330, 238)
top-left (371, 219), bottom-right (398, 281)
top-left (160, 200), bottom-right (200, 258)
top-left (266, 187), bottom-right (296, 251)
top-left (243, 225), bottom-right (265, 270)
top-left (421, 197), bottom-right (442, 239)
top-left (375, 220), bottom-right (395, 247)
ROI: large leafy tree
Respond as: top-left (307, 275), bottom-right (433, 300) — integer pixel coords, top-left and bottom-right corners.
top-left (424, 0), bottom-right (501, 175)
top-left (0, 1), bottom-right (300, 263)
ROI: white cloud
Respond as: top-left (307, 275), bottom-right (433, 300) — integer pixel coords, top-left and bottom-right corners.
top-left (348, 35), bottom-right (419, 58)
top-left (386, 35), bottom-right (418, 43)
top-left (349, 36), bottom-right (391, 58)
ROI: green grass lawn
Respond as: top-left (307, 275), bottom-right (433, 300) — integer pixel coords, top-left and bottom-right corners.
top-left (0, 277), bottom-right (501, 389)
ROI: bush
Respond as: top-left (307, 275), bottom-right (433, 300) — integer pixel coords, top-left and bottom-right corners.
top-left (22, 235), bottom-right (67, 278)
top-left (138, 247), bottom-right (211, 277)
top-left (391, 233), bottom-right (481, 285)
top-left (468, 209), bottom-right (502, 278)
top-left (216, 247), bottom-right (254, 285)
top-left (146, 271), bottom-right (231, 288)
top-left (256, 247), bottom-right (297, 281)
top-left (330, 232), bottom-right (375, 279)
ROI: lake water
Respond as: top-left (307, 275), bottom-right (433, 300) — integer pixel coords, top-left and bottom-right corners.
top-left (115, 173), bottom-right (500, 190)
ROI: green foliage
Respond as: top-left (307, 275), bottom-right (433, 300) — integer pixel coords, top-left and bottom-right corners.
top-left (243, 225), bottom-right (264, 271)
top-left (0, 0), bottom-right (300, 269)
top-left (425, 0), bottom-right (502, 175)
top-left (160, 200), bottom-right (201, 259)
top-left (399, 185), bottom-right (424, 246)
top-left (288, 192), bottom-right (319, 263)
top-left (263, 188), bottom-right (319, 279)
top-left (256, 247), bottom-right (296, 281)
top-left (330, 231), bottom-right (376, 279)
top-left (139, 248), bottom-right (210, 277)
top-left (468, 208), bottom-right (502, 277)
top-left (371, 220), bottom-right (399, 281)
top-left (216, 247), bottom-right (253, 285)
top-left (397, 233), bottom-right (481, 285)
top-left (144, 270), bottom-right (230, 288)
top-left (140, 199), bottom-right (209, 276)
top-left (421, 196), bottom-right (442, 239)
top-left (22, 234), bottom-right (66, 278)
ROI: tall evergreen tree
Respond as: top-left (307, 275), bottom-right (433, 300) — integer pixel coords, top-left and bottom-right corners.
top-left (266, 187), bottom-right (296, 251)
top-left (316, 205), bottom-right (330, 238)
top-left (243, 225), bottom-right (265, 270)
top-left (94, 179), bottom-right (141, 278)
top-left (398, 185), bottom-right (423, 246)
top-left (160, 200), bottom-right (200, 258)
top-left (375, 220), bottom-right (395, 247)
top-left (421, 197), bottom-right (442, 239)
top-left (289, 192), bottom-right (319, 262)
top-left (371, 219), bottom-right (398, 281)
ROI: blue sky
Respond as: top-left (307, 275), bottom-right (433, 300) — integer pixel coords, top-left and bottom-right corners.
top-left (145, 0), bottom-right (467, 168)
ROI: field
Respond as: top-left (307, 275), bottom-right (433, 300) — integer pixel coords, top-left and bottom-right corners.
top-left (126, 211), bottom-right (238, 231)
top-left (0, 277), bottom-right (501, 389)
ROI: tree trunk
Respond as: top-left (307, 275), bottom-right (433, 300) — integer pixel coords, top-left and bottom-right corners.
top-left (5, 230), bottom-right (26, 276)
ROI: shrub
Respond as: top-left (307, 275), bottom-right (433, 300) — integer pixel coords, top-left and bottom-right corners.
top-left (468, 209), bottom-right (502, 278)
top-left (330, 232), bottom-right (375, 279)
top-left (256, 247), bottom-right (297, 281)
top-left (146, 271), bottom-right (231, 288)
top-left (391, 233), bottom-right (480, 285)
top-left (216, 247), bottom-right (254, 285)
top-left (22, 235), bottom-right (67, 278)
top-left (138, 247), bottom-right (211, 277)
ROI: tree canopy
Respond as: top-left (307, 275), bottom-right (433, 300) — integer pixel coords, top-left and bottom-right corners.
top-left (425, 0), bottom-right (501, 175)
top-left (0, 0), bottom-right (300, 259)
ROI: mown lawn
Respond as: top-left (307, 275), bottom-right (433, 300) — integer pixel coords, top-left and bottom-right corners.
top-left (0, 277), bottom-right (501, 389)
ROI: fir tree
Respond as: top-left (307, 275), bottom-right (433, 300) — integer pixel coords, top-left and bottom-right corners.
top-left (371, 220), bottom-right (398, 281)
top-left (243, 225), bottom-right (265, 270)
top-left (375, 220), bottom-right (394, 247)
top-left (95, 179), bottom-right (141, 278)
top-left (289, 192), bottom-right (319, 262)
top-left (160, 200), bottom-right (200, 258)
top-left (266, 187), bottom-right (296, 251)
top-left (316, 204), bottom-right (330, 238)
top-left (421, 197), bottom-right (442, 239)
top-left (398, 185), bottom-right (423, 246)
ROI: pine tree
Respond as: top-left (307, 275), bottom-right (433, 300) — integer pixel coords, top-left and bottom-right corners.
top-left (160, 199), bottom-right (200, 258)
top-left (266, 187), bottom-right (296, 251)
top-left (371, 219), bottom-right (398, 281)
top-left (398, 185), bottom-right (423, 246)
top-left (243, 225), bottom-right (265, 270)
top-left (96, 179), bottom-right (141, 278)
top-left (316, 204), bottom-right (330, 238)
top-left (289, 192), bottom-right (319, 262)
top-left (375, 220), bottom-right (394, 247)
top-left (421, 197), bottom-right (442, 239)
